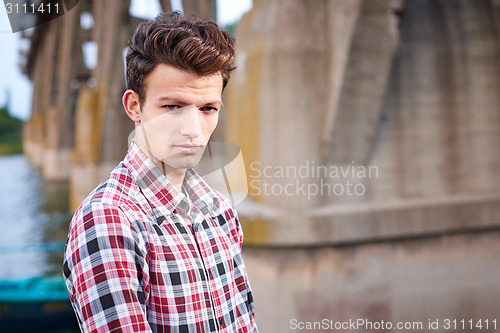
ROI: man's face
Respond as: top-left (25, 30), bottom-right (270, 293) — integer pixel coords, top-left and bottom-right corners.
top-left (133, 63), bottom-right (223, 174)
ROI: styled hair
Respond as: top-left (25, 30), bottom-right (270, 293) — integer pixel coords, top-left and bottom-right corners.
top-left (125, 11), bottom-right (236, 105)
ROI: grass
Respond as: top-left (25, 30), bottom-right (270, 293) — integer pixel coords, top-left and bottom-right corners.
top-left (0, 142), bottom-right (23, 155)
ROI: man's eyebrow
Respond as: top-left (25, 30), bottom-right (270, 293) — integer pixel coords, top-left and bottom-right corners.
top-left (155, 96), bottom-right (188, 105)
top-left (155, 96), bottom-right (224, 108)
top-left (205, 100), bottom-right (224, 108)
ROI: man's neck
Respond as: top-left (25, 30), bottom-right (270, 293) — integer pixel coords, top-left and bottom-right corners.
top-left (164, 168), bottom-right (186, 192)
top-left (136, 140), bottom-right (187, 191)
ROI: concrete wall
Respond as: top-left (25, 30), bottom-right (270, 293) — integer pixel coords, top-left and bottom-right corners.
top-left (226, 0), bottom-right (500, 331)
top-left (228, 0), bottom-right (500, 243)
top-left (245, 230), bottom-right (500, 332)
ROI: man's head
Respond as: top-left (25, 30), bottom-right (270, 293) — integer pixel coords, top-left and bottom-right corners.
top-left (125, 11), bottom-right (236, 106)
top-left (122, 12), bottom-right (236, 179)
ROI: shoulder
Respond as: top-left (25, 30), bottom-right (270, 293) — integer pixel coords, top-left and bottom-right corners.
top-left (67, 200), bottom-right (137, 254)
top-left (87, 163), bottom-right (138, 205)
top-left (69, 163), bottom-right (144, 237)
top-left (77, 162), bottom-right (143, 212)
top-left (63, 180), bottom-right (149, 299)
top-left (65, 167), bottom-right (148, 267)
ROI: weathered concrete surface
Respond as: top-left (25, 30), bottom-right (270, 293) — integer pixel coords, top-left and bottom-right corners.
top-left (244, 231), bottom-right (500, 332)
top-left (227, 0), bottom-right (361, 215)
top-left (70, 88), bottom-right (119, 211)
top-left (227, 1), bottom-right (500, 331)
top-left (227, 0), bottom-right (405, 244)
top-left (91, 0), bottom-right (133, 166)
top-left (69, 0), bottom-right (133, 209)
top-left (23, 1), bottom-right (88, 181)
top-left (371, 0), bottom-right (500, 201)
top-left (228, 0), bottom-right (500, 246)
top-left (324, 0), bottom-right (402, 165)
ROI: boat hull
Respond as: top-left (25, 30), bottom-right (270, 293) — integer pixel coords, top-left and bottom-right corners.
top-left (0, 300), bottom-right (78, 331)
top-left (0, 276), bottom-right (78, 331)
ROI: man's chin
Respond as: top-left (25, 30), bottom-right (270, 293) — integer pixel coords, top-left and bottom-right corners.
top-left (163, 156), bottom-right (203, 171)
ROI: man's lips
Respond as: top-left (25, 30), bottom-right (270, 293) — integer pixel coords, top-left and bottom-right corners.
top-left (173, 144), bottom-right (203, 154)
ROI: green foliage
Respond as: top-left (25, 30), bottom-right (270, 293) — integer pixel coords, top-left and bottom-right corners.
top-left (0, 142), bottom-right (22, 155)
top-left (222, 22), bottom-right (237, 36)
top-left (0, 105), bottom-right (23, 155)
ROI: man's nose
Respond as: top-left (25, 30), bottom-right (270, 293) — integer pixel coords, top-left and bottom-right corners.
top-left (179, 106), bottom-right (203, 139)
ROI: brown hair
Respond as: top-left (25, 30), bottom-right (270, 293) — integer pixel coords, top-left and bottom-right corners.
top-left (126, 11), bottom-right (236, 106)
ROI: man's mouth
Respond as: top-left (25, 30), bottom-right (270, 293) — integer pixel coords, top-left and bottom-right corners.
top-left (173, 144), bottom-right (203, 154)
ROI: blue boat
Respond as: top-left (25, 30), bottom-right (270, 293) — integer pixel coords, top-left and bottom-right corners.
top-left (0, 276), bottom-right (79, 331)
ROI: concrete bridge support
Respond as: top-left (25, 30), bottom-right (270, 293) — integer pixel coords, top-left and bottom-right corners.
top-left (226, 0), bottom-right (500, 331)
top-left (69, 0), bottom-right (133, 211)
top-left (24, 3), bottom-right (87, 181)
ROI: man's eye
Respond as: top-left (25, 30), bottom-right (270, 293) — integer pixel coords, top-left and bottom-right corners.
top-left (200, 107), bottom-right (218, 113)
top-left (163, 105), bottom-right (180, 110)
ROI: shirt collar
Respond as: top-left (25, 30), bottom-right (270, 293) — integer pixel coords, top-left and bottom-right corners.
top-left (124, 141), bottom-right (220, 219)
top-left (184, 168), bottom-right (220, 216)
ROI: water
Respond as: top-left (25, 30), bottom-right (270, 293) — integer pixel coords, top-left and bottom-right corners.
top-left (0, 154), bottom-right (71, 280)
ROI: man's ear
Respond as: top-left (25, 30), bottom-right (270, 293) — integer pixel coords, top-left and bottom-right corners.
top-left (123, 89), bottom-right (141, 123)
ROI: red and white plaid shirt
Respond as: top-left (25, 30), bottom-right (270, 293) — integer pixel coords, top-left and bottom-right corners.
top-left (63, 141), bottom-right (258, 333)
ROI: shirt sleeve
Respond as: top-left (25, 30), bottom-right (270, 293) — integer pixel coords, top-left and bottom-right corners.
top-left (63, 201), bottom-right (152, 333)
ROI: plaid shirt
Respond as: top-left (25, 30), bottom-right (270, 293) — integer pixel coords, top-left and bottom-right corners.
top-left (63, 141), bottom-right (258, 333)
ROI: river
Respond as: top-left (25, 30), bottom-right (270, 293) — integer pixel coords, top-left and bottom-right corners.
top-left (0, 154), bottom-right (71, 280)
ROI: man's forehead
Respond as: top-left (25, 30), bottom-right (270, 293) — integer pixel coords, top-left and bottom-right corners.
top-left (148, 64), bottom-right (222, 82)
top-left (143, 64), bottom-right (223, 102)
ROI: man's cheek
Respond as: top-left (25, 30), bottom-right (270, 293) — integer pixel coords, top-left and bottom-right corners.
top-left (206, 118), bottom-right (219, 138)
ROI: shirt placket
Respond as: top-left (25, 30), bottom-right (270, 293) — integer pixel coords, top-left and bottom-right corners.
top-left (177, 198), bottom-right (222, 332)
top-left (194, 218), bottom-right (230, 332)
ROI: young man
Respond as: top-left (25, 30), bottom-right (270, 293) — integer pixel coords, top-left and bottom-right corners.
top-left (63, 12), bottom-right (258, 333)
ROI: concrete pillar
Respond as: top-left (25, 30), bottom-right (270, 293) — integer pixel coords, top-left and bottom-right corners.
top-left (23, 35), bottom-right (45, 168)
top-left (181, 0), bottom-right (216, 20)
top-left (69, 88), bottom-right (101, 211)
top-left (69, 0), bottom-right (133, 210)
top-left (24, 19), bottom-right (62, 171)
top-left (94, 0), bottom-right (132, 166)
top-left (371, 0), bottom-right (500, 200)
top-left (227, 1), bottom-right (500, 329)
top-left (324, 0), bottom-right (402, 166)
top-left (42, 3), bottom-right (83, 180)
top-left (159, 0), bottom-right (172, 13)
top-left (226, 0), bottom-right (500, 245)
top-left (226, 0), bottom-right (365, 244)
